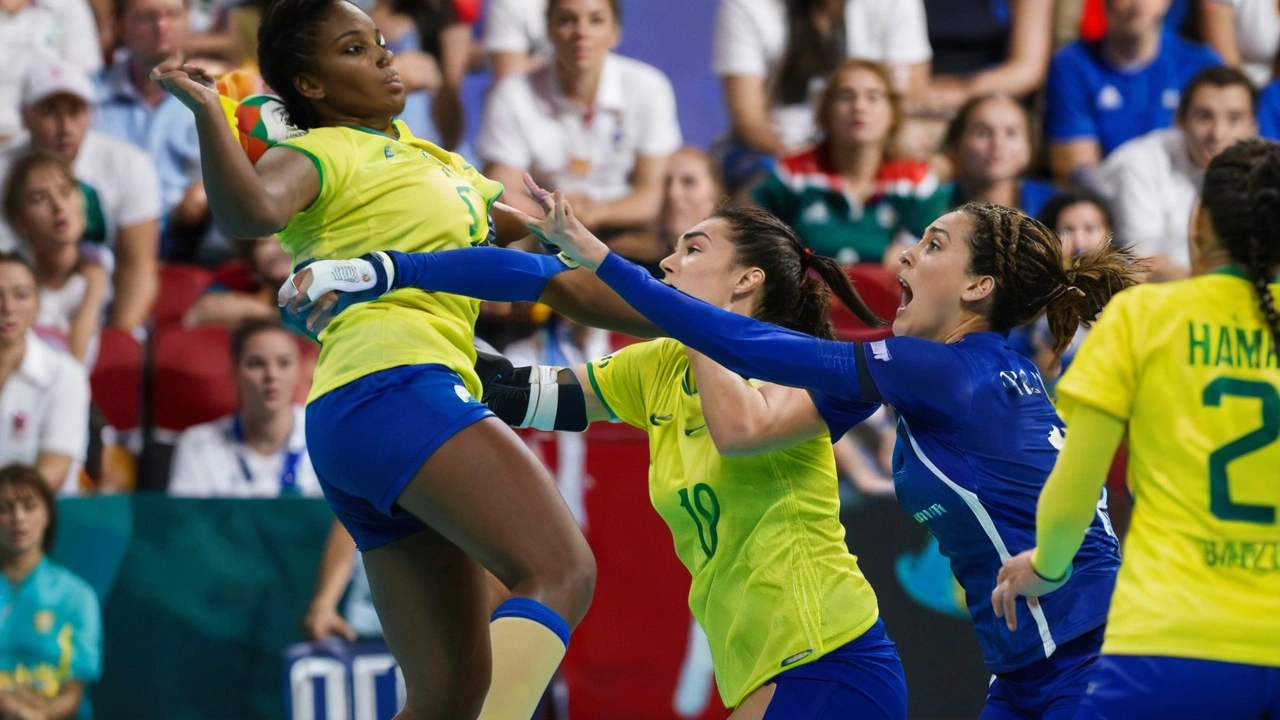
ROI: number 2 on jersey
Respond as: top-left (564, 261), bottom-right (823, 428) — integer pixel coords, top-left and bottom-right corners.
top-left (678, 484), bottom-right (721, 559)
top-left (1202, 378), bottom-right (1280, 524)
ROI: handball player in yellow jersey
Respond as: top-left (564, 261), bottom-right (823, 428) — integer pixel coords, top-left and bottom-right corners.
top-left (994, 138), bottom-right (1280, 719)
top-left (148, 1), bottom-right (655, 718)
top-left (286, 199), bottom-right (908, 718)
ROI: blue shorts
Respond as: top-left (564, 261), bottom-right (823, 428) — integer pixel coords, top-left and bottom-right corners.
top-left (762, 619), bottom-right (908, 720)
top-left (1074, 654), bottom-right (1280, 720)
top-left (982, 625), bottom-right (1105, 720)
top-left (307, 364), bottom-right (494, 551)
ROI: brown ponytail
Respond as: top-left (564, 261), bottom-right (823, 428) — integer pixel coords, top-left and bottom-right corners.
top-left (961, 202), bottom-right (1142, 359)
top-left (712, 204), bottom-right (885, 341)
top-left (1202, 139), bottom-right (1280, 356)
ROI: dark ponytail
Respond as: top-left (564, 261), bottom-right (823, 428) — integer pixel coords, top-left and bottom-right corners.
top-left (961, 202), bottom-right (1141, 358)
top-left (713, 205), bottom-right (885, 341)
top-left (258, 0), bottom-right (337, 129)
top-left (1202, 139), bottom-right (1280, 356)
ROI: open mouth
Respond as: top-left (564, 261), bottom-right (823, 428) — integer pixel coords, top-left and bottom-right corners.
top-left (897, 276), bottom-right (913, 312)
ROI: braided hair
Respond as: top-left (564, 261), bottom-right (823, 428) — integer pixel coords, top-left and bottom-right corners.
top-left (710, 204), bottom-right (884, 340)
top-left (1201, 139), bottom-right (1280, 355)
top-left (959, 202), bottom-right (1142, 358)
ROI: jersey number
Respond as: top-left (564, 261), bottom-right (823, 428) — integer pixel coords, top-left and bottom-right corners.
top-left (1202, 378), bottom-right (1280, 524)
top-left (455, 186), bottom-right (483, 240)
top-left (678, 484), bottom-right (721, 559)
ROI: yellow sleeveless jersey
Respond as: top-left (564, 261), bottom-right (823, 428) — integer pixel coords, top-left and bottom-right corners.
top-left (1056, 268), bottom-right (1280, 667)
top-left (275, 121), bottom-right (503, 402)
top-left (586, 339), bottom-right (880, 706)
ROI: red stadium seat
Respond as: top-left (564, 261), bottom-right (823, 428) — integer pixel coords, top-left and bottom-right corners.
top-left (90, 327), bottom-right (144, 432)
top-left (150, 325), bottom-right (237, 433)
top-left (830, 264), bottom-right (901, 342)
top-left (152, 263), bottom-right (215, 328)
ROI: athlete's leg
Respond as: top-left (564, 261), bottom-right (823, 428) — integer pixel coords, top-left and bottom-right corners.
top-left (395, 417), bottom-right (596, 720)
top-left (727, 684), bottom-right (777, 720)
top-left (360, 526), bottom-right (492, 720)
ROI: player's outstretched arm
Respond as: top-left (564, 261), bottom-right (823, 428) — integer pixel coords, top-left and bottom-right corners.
top-left (152, 60), bottom-right (318, 238)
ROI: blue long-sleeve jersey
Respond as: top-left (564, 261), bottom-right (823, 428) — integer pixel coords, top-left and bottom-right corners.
top-left (375, 246), bottom-right (1121, 674)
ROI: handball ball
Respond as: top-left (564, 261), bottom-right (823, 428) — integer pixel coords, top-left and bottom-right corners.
top-left (233, 95), bottom-right (297, 164)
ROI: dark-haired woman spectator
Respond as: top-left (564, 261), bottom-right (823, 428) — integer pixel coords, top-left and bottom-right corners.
top-left (2, 152), bottom-right (109, 366)
top-left (753, 60), bottom-right (947, 266)
top-left (921, 0), bottom-right (1055, 116)
top-left (477, 0), bottom-right (682, 234)
top-left (0, 253), bottom-right (88, 495)
top-left (712, 0), bottom-right (932, 192)
top-left (943, 93), bottom-right (1057, 218)
top-left (0, 463), bottom-right (101, 720)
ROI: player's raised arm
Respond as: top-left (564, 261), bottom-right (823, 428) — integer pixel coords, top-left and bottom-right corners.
top-left (152, 61), bottom-right (319, 238)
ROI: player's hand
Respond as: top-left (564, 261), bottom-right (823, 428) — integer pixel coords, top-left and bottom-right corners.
top-left (278, 252), bottom-right (395, 333)
top-left (495, 174), bottom-right (611, 270)
top-left (302, 605), bottom-right (358, 643)
top-left (991, 549), bottom-right (1069, 632)
top-left (150, 57), bottom-right (220, 114)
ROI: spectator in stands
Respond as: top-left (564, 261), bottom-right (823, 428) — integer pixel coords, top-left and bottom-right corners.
top-left (1260, 78), bottom-right (1280, 140)
top-left (942, 93), bottom-right (1057, 218)
top-left (2, 152), bottom-right (109, 365)
top-left (752, 60), bottom-right (948, 266)
top-left (370, 0), bottom-right (473, 149)
top-left (0, 253), bottom-right (88, 494)
top-left (711, 0), bottom-right (931, 192)
top-left (0, 0), bottom-right (101, 146)
top-left (1093, 66), bottom-right (1258, 280)
top-left (1200, 0), bottom-right (1278, 88)
top-left (921, 0), bottom-right (1055, 116)
top-left (0, 58), bottom-right (161, 333)
top-left (477, 0), bottom-right (682, 235)
top-left (0, 463), bottom-right (101, 719)
top-left (484, 0), bottom-right (550, 80)
top-left (1045, 0), bottom-right (1221, 182)
top-left (183, 236), bottom-right (291, 327)
top-left (95, 0), bottom-right (208, 257)
top-left (168, 318), bottom-right (320, 497)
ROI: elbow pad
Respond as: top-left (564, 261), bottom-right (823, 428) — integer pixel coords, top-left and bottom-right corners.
top-left (481, 365), bottom-right (589, 432)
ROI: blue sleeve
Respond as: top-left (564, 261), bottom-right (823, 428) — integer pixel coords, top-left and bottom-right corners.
top-left (595, 251), bottom-right (871, 402)
top-left (1045, 47), bottom-right (1098, 142)
top-left (386, 247), bottom-right (572, 302)
top-left (1260, 82), bottom-right (1280, 140)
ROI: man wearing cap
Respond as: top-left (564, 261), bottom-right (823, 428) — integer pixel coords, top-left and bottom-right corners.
top-left (0, 57), bottom-right (160, 332)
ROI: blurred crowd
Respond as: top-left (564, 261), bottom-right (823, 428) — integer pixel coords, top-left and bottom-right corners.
top-left (0, 0), bottom-right (1277, 715)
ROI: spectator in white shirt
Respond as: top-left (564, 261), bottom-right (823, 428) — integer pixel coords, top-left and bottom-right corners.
top-left (477, 0), bottom-right (682, 235)
top-left (168, 318), bottom-right (321, 498)
top-left (711, 0), bottom-right (932, 191)
top-left (0, 0), bottom-right (102, 146)
top-left (1201, 0), bottom-right (1279, 87)
top-left (1094, 66), bottom-right (1258, 281)
top-left (0, 252), bottom-right (88, 494)
top-left (0, 57), bottom-right (161, 333)
top-left (484, 0), bottom-right (550, 81)
top-left (2, 152), bottom-right (108, 365)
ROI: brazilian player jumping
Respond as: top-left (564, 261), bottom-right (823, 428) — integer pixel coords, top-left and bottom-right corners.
top-left (287, 199), bottom-right (909, 719)
top-left (149, 2), bottom-right (655, 718)
top-left (994, 139), bottom-right (1280, 719)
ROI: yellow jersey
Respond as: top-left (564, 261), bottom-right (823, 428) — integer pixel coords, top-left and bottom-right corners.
top-left (1056, 268), bottom-right (1280, 667)
top-left (275, 121), bottom-right (504, 402)
top-left (586, 339), bottom-right (880, 706)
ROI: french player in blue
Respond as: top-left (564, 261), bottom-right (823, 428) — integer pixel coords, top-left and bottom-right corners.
top-left (514, 192), bottom-right (1139, 720)
top-left (1260, 79), bottom-right (1280, 141)
top-left (286, 181), bottom-right (1141, 718)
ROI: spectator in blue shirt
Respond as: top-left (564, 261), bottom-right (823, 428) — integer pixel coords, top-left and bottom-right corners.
top-left (1260, 79), bottom-right (1280, 140)
top-left (1045, 0), bottom-right (1221, 182)
top-left (93, 0), bottom-right (207, 259)
top-left (0, 463), bottom-right (101, 719)
top-left (942, 93), bottom-right (1057, 218)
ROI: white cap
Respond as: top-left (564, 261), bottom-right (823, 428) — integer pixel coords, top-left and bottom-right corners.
top-left (22, 58), bottom-right (96, 108)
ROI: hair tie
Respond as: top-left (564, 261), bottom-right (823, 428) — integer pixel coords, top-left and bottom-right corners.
top-left (1055, 283), bottom-right (1086, 301)
top-left (801, 247), bottom-right (814, 267)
